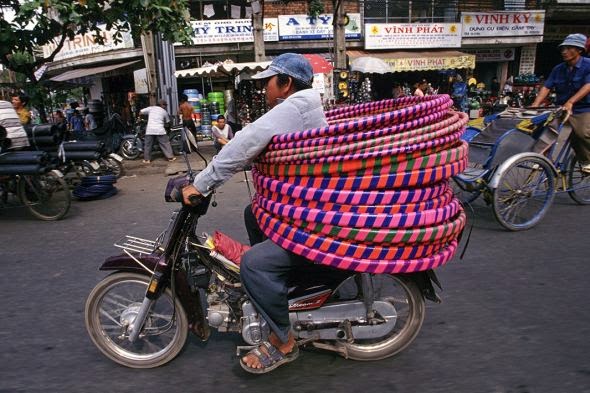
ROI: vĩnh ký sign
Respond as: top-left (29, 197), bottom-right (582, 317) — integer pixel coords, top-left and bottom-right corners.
top-left (277, 13), bottom-right (361, 40)
top-left (364, 23), bottom-right (462, 49)
top-left (189, 18), bottom-right (279, 44)
top-left (461, 11), bottom-right (545, 37)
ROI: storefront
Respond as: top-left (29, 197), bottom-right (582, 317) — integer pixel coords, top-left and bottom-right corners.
top-left (345, 50), bottom-right (476, 101)
top-left (460, 10), bottom-right (546, 91)
top-left (42, 25), bottom-right (144, 124)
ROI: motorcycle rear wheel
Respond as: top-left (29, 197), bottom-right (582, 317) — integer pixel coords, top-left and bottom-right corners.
top-left (18, 172), bottom-right (71, 221)
top-left (85, 272), bottom-right (188, 368)
top-left (341, 275), bottom-right (425, 361)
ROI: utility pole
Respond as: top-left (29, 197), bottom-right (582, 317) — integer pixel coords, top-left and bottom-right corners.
top-left (333, 0), bottom-right (347, 69)
top-left (251, 0), bottom-right (265, 62)
top-left (141, 32), bottom-right (158, 106)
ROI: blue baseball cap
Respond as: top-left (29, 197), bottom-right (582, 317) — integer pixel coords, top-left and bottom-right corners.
top-left (559, 33), bottom-right (587, 51)
top-left (252, 53), bottom-right (313, 86)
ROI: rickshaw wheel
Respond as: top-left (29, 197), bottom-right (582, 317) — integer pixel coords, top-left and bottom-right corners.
top-left (567, 156), bottom-right (590, 205)
top-left (492, 156), bottom-right (555, 231)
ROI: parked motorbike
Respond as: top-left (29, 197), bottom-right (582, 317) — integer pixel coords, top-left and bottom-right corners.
top-left (118, 119), bottom-right (183, 160)
top-left (84, 151), bottom-right (442, 369)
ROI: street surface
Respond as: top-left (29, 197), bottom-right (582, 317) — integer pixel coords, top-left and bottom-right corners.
top-left (0, 152), bottom-right (589, 393)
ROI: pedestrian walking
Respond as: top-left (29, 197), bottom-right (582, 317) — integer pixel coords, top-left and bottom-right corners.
top-left (178, 94), bottom-right (197, 137)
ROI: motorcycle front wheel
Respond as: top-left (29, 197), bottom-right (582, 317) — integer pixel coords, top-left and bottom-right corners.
top-left (341, 275), bottom-right (425, 361)
top-left (119, 139), bottom-right (140, 160)
top-left (100, 157), bottom-right (125, 178)
top-left (85, 272), bottom-right (188, 368)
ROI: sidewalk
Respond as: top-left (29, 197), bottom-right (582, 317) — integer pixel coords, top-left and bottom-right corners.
top-left (121, 140), bottom-right (217, 177)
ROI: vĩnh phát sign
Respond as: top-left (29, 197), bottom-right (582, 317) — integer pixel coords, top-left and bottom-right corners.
top-left (41, 24), bottom-right (134, 61)
top-left (277, 13), bottom-right (361, 40)
top-left (461, 11), bottom-right (545, 37)
top-left (189, 18), bottom-right (279, 44)
top-left (364, 23), bottom-right (462, 49)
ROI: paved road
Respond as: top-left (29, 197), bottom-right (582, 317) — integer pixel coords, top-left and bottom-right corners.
top-left (0, 160), bottom-right (589, 393)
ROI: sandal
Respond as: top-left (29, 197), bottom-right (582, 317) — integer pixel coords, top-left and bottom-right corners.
top-left (240, 341), bottom-right (299, 374)
top-left (168, 157), bottom-right (177, 162)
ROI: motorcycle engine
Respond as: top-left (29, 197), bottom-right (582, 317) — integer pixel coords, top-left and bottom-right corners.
top-left (207, 291), bottom-right (235, 331)
top-left (241, 301), bottom-right (269, 345)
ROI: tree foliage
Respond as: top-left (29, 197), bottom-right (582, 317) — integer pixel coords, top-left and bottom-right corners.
top-left (0, 0), bottom-right (194, 81)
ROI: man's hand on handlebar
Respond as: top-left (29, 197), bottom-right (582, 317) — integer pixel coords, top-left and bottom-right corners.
top-left (182, 184), bottom-right (202, 206)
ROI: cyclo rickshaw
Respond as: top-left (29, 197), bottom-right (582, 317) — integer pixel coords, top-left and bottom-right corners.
top-left (451, 107), bottom-right (590, 231)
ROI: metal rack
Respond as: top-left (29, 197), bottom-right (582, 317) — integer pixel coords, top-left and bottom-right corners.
top-left (114, 235), bottom-right (158, 255)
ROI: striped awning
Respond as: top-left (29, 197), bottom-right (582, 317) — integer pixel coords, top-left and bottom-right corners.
top-left (348, 50), bottom-right (476, 72)
top-left (175, 61), bottom-right (271, 78)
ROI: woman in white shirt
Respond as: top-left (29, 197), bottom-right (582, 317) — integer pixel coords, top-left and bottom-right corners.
top-left (211, 115), bottom-right (234, 153)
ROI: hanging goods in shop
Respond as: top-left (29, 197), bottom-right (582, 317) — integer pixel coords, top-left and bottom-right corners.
top-left (335, 70), bottom-right (349, 101)
top-left (251, 95), bottom-right (468, 274)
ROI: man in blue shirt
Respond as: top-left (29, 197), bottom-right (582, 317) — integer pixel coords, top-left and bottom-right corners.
top-left (532, 33), bottom-right (590, 173)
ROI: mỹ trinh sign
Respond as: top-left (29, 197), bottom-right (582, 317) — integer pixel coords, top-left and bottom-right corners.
top-left (277, 13), bottom-right (361, 40)
top-left (461, 11), bottom-right (545, 37)
top-left (189, 18), bottom-right (279, 44)
top-left (364, 23), bottom-right (462, 49)
top-left (41, 24), bottom-right (134, 62)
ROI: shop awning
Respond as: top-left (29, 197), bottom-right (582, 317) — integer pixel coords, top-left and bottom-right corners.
top-left (175, 61), bottom-right (271, 78)
top-left (175, 65), bottom-right (220, 78)
top-left (348, 50), bottom-right (476, 72)
top-left (219, 61), bottom-right (271, 74)
top-left (49, 60), bottom-right (141, 82)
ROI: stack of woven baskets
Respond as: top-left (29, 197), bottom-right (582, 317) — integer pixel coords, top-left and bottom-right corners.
top-left (252, 95), bottom-right (468, 274)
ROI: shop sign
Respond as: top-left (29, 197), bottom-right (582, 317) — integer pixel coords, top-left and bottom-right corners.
top-left (278, 13), bottom-right (361, 40)
top-left (41, 24), bottom-right (134, 62)
top-left (519, 45), bottom-right (537, 75)
top-left (384, 54), bottom-right (476, 72)
top-left (134, 68), bottom-right (149, 94)
top-left (312, 73), bottom-right (325, 95)
top-left (364, 23), bottom-right (461, 49)
top-left (189, 18), bottom-right (279, 44)
top-left (461, 11), bottom-right (545, 37)
top-left (464, 48), bottom-right (515, 62)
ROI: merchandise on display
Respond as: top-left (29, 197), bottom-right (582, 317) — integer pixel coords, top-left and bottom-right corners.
top-left (235, 80), bottom-right (267, 126)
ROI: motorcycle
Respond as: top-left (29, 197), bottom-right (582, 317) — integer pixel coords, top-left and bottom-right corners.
top-left (84, 151), bottom-right (443, 369)
top-left (118, 119), bottom-right (183, 160)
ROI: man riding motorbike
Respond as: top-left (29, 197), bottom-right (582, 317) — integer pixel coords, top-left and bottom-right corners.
top-left (181, 53), bottom-right (327, 373)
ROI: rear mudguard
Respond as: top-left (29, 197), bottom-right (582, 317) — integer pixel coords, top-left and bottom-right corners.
top-left (99, 254), bottom-right (210, 340)
top-left (403, 270), bottom-right (442, 303)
